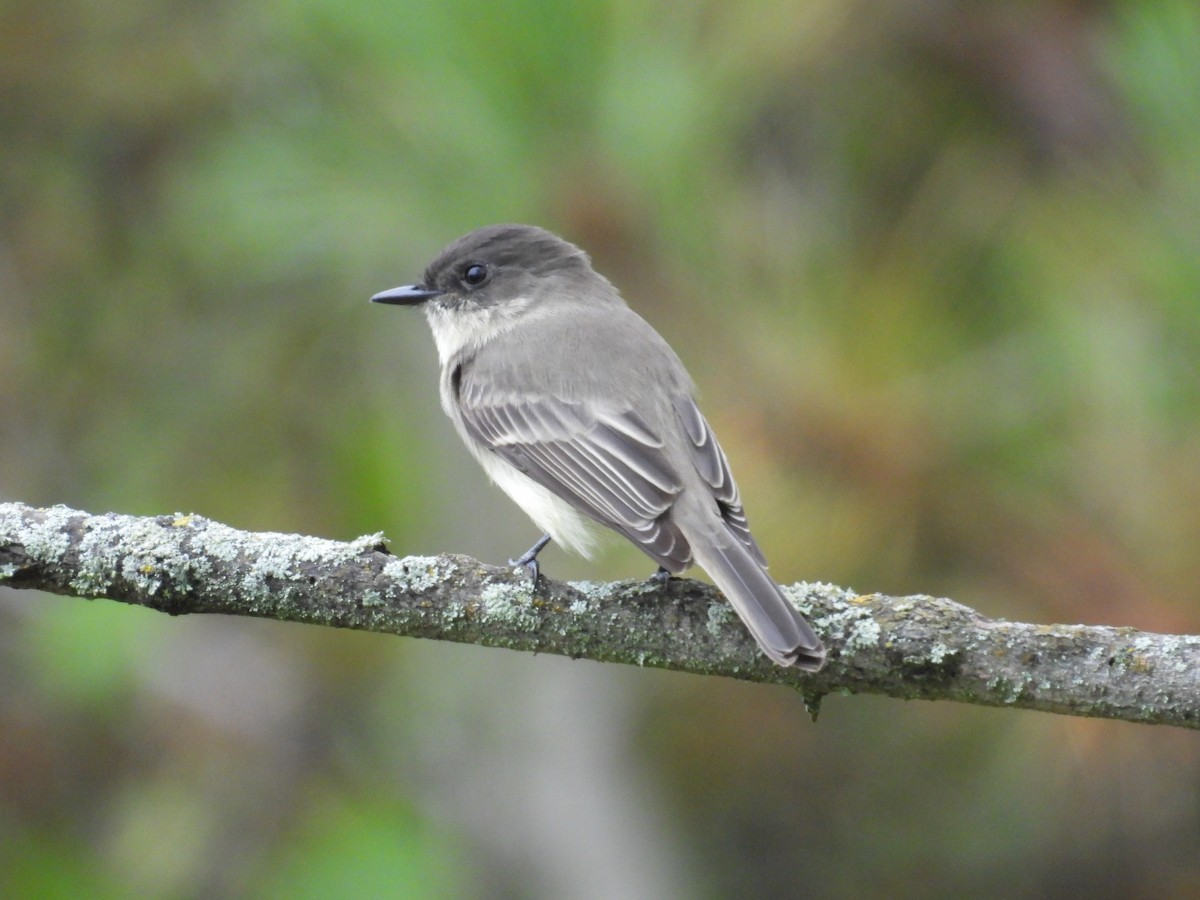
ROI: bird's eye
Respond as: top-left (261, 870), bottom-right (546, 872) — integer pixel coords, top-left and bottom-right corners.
top-left (462, 264), bottom-right (488, 286)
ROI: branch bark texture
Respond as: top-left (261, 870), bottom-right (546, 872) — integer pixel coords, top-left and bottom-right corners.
top-left (2, 501), bottom-right (1197, 728)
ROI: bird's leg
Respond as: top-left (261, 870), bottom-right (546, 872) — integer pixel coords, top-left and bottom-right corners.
top-left (509, 533), bottom-right (552, 582)
top-left (649, 566), bottom-right (672, 586)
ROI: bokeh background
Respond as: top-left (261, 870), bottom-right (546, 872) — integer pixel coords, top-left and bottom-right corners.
top-left (3, 0), bottom-right (1200, 896)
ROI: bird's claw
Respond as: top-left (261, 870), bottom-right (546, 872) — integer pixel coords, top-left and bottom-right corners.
top-left (509, 533), bottom-right (552, 583)
top-left (508, 555), bottom-right (540, 582)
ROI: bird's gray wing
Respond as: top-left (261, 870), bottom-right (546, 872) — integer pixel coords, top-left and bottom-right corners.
top-left (456, 374), bottom-right (693, 570)
top-left (671, 395), bottom-right (768, 566)
top-left (671, 396), bottom-right (826, 667)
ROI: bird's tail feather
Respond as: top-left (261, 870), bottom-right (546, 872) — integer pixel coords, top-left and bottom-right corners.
top-left (690, 528), bottom-right (825, 670)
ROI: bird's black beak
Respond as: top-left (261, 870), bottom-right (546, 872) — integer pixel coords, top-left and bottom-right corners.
top-left (370, 284), bottom-right (445, 305)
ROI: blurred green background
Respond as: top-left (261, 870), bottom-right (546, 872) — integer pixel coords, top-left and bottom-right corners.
top-left (3, 0), bottom-right (1200, 896)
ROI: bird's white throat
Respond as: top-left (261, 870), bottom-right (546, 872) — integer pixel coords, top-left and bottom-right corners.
top-left (424, 297), bottom-right (532, 366)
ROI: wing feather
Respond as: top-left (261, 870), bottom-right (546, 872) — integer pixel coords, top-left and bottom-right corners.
top-left (588, 420), bottom-right (680, 491)
top-left (456, 377), bottom-right (692, 569)
top-left (671, 396), bottom-right (768, 566)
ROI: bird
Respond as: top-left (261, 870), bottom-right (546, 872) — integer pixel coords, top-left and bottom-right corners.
top-left (372, 224), bottom-right (825, 670)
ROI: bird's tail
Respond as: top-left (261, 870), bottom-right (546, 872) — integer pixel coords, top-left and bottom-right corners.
top-left (689, 527), bottom-right (826, 670)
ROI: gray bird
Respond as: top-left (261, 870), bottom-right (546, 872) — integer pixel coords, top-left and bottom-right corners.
top-left (372, 224), bottom-right (825, 670)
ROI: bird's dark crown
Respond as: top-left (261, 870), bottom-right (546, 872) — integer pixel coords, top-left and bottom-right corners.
top-left (422, 224), bottom-right (592, 289)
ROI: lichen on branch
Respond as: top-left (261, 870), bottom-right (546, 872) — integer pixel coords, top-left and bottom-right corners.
top-left (2, 501), bottom-right (1197, 728)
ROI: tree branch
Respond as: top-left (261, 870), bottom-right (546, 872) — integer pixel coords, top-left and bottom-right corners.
top-left (2, 501), bottom-right (1196, 728)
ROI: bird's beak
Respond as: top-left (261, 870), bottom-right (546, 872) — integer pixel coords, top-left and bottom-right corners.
top-left (370, 284), bottom-right (445, 305)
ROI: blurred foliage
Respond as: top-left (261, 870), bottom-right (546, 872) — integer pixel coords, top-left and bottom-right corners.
top-left (3, 0), bottom-right (1200, 896)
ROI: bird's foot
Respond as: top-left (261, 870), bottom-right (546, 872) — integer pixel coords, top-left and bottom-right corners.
top-left (648, 566), bottom-right (672, 587)
top-left (508, 533), bottom-right (552, 583)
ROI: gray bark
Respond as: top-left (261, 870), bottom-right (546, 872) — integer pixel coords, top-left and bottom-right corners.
top-left (2, 501), bottom-right (1197, 728)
